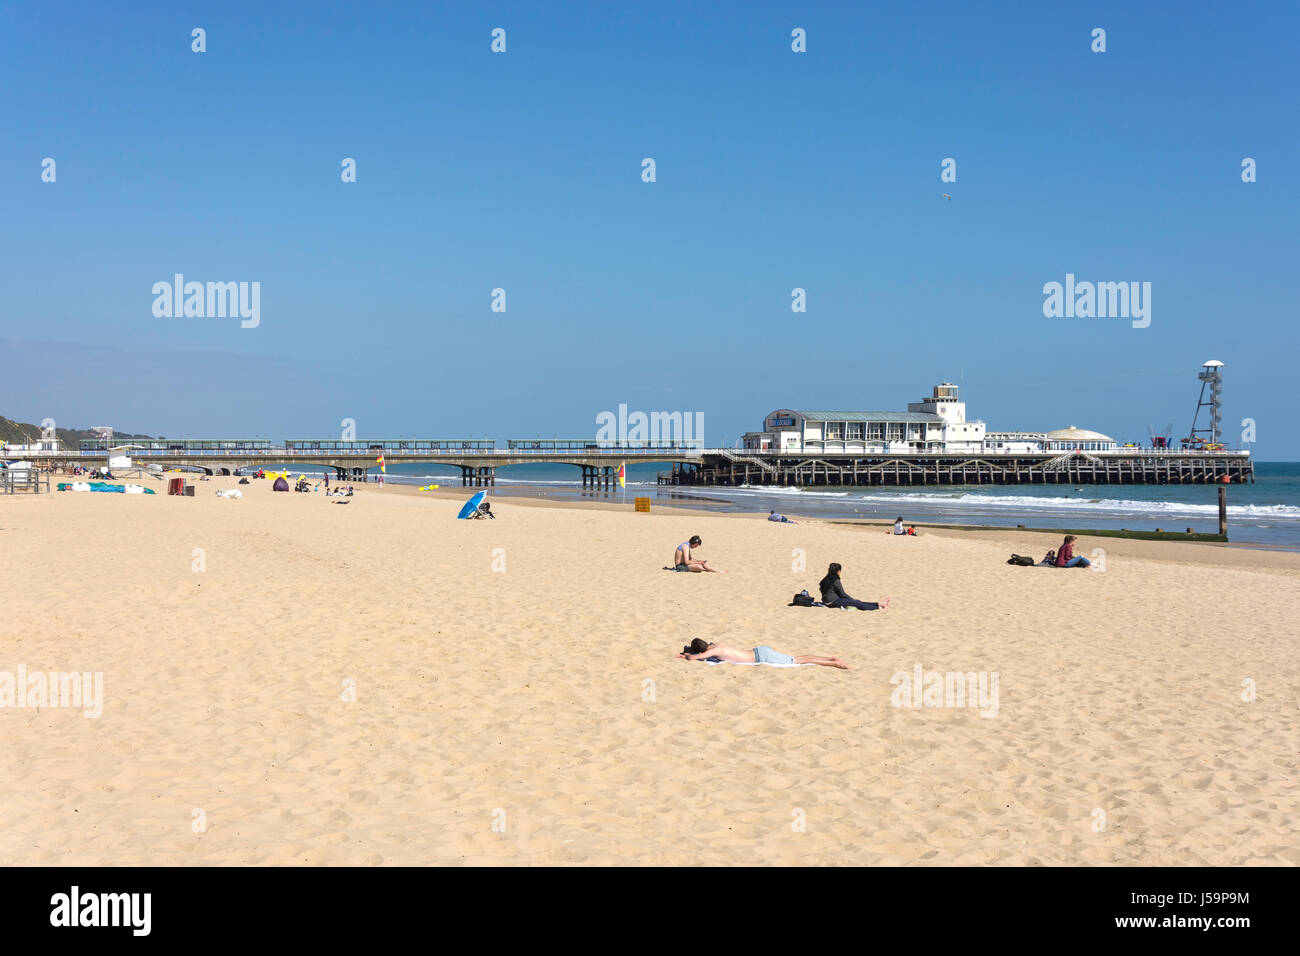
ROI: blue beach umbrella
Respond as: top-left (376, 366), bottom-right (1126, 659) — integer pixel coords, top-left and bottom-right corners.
top-left (457, 491), bottom-right (486, 519)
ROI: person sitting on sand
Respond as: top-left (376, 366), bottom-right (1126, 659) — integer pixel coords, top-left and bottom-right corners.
top-left (893, 516), bottom-right (906, 535)
top-left (768, 510), bottom-right (797, 523)
top-left (1054, 534), bottom-right (1092, 568)
top-left (677, 638), bottom-right (848, 669)
top-left (818, 562), bottom-right (888, 610)
top-left (674, 535), bottom-right (726, 572)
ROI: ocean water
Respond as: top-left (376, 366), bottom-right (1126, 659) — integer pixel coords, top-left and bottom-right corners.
top-left (249, 460), bottom-right (1300, 551)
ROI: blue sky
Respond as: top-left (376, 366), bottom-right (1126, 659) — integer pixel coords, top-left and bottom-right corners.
top-left (2, 1), bottom-right (1296, 455)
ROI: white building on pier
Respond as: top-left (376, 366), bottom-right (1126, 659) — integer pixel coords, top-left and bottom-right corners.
top-left (743, 382), bottom-right (1116, 454)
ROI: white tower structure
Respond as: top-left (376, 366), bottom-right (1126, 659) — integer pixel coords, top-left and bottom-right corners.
top-left (907, 382), bottom-right (966, 424)
top-left (1189, 361), bottom-right (1224, 445)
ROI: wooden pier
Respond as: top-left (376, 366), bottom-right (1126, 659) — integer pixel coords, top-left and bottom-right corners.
top-left (662, 450), bottom-right (1255, 487)
top-left (16, 445), bottom-right (1254, 488)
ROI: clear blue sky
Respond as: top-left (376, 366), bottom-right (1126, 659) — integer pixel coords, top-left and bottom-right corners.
top-left (2, 1), bottom-right (1296, 456)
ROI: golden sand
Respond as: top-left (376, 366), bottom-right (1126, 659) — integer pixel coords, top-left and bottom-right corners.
top-left (2, 477), bottom-right (1297, 865)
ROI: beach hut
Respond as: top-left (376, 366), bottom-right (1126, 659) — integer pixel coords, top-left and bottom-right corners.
top-left (272, 476), bottom-right (290, 492)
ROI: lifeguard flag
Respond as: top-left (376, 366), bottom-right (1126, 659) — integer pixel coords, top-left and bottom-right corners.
top-left (376, 453), bottom-right (386, 473)
top-left (616, 463), bottom-right (626, 488)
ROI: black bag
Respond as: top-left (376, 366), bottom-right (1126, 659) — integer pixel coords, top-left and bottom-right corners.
top-left (790, 590), bottom-right (815, 607)
top-left (1007, 554), bottom-right (1035, 566)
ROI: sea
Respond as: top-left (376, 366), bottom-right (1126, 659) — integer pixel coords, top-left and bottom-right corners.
top-left (247, 460), bottom-right (1300, 552)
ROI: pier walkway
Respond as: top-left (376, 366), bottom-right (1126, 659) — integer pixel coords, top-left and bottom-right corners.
top-left (17, 446), bottom-right (1253, 487)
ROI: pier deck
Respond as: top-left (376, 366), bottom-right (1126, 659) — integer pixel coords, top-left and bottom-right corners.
top-left (665, 450), bottom-right (1254, 486)
top-left (16, 447), bottom-right (1253, 487)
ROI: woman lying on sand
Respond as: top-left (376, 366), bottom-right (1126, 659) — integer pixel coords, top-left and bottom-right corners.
top-left (819, 562), bottom-right (889, 610)
top-left (677, 638), bottom-right (849, 669)
top-left (673, 535), bottom-right (726, 572)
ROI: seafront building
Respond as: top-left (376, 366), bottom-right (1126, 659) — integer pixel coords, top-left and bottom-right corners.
top-left (742, 383), bottom-right (1117, 455)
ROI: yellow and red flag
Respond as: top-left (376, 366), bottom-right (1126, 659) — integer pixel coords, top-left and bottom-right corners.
top-left (376, 453), bottom-right (386, 473)
top-left (616, 463), bottom-right (626, 488)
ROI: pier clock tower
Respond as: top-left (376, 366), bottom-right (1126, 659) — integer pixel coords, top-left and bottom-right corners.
top-left (907, 382), bottom-right (966, 425)
top-left (907, 382), bottom-right (985, 452)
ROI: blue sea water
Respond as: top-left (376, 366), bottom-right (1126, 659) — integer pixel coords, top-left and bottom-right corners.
top-left (255, 460), bottom-right (1300, 551)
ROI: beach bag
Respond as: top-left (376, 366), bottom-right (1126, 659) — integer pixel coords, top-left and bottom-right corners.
top-left (790, 590), bottom-right (815, 607)
top-left (1007, 554), bottom-right (1035, 566)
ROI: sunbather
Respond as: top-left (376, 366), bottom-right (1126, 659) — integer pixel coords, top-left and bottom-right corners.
top-left (673, 535), bottom-right (726, 572)
top-left (768, 510), bottom-right (797, 523)
top-left (819, 562), bottom-right (888, 610)
top-left (677, 638), bottom-right (848, 669)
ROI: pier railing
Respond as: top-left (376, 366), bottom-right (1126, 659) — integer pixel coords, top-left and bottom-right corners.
top-left (8, 446), bottom-right (1251, 460)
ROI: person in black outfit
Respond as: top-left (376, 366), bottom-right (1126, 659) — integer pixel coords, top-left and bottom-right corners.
top-left (818, 562), bottom-right (889, 611)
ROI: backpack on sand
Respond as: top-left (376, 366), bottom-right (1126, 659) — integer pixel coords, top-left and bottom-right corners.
top-left (1007, 554), bottom-right (1035, 566)
top-left (790, 590), bottom-right (815, 607)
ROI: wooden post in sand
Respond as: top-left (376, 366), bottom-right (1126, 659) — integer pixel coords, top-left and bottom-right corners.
top-left (1218, 483), bottom-right (1228, 536)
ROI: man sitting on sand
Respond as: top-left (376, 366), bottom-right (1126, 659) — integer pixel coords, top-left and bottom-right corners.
top-left (768, 510), bottom-right (797, 523)
top-left (673, 535), bottom-right (726, 572)
top-left (677, 638), bottom-right (848, 669)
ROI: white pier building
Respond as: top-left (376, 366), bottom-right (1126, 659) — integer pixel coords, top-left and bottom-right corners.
top-left (743, 383), bottom-right (1116, 454)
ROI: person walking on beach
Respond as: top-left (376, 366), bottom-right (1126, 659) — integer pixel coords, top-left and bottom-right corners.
top-left (1054, 534), bottom-right (1092, 568)
top-left (674, 535), bottom-right (726, 572)
top-left (677, 638), bottom-right (848, 669)
top-left (819, 563), bottom-right (888, 610)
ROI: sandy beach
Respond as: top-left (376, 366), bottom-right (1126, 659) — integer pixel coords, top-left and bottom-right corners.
top-left (2, 477), bottom-right (1297, 866)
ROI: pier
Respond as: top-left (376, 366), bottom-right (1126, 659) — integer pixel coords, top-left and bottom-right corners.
top-left (663, 449), bottom-right (1255, 487)
top-left (36, 439), bottom-right (705, 487)
top-left (19, 441), bottom-right (1255, 487)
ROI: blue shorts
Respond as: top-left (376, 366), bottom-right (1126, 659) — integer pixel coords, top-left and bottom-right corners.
top-left (753, 645), bottom-right (794, 665)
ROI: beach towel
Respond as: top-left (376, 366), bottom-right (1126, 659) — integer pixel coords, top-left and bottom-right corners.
top-left (700, 660), bottom-right (813, 667)
top-left (216, 489), bottom-right (242, 499)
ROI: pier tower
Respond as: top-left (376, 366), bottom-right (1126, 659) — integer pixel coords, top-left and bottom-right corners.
top-left (1188, 360), bottom-right (1224, 445)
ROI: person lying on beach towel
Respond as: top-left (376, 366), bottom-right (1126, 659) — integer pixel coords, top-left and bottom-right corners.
top-left (672, 535), bottom-right (726, 572)
top-left (677, 638), bottom-right (848, 669)
top-left (768, 510), bottom-right (797, 523)
top-left (819, 563), bottom-right (889, 610)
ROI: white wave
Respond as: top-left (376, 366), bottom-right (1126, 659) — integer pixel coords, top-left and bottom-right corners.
top-left (728, 487), bottom-right (1300, 520)
top-left (732, 485), bottom-right (852, 498)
